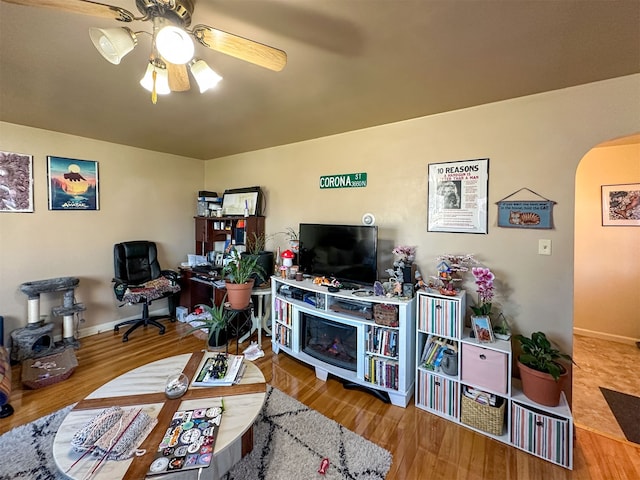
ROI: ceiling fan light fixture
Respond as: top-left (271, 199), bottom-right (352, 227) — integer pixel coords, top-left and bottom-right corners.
top-left (190, 59), bottom-right (222, 93)
top-left (140, 61), bottom-right (171, 95)
top-left (156, 25), bottom-right (194, 65)
top-left (89, 27), bottom-right (137, 65)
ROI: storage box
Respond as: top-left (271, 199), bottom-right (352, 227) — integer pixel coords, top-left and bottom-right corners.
top-left (373, 304), bottom-right (399, 327)
top-left (461, 390), bottom-right (505, 436)
top-left (461, 343), bottom-right (508, 393)
top-left (418, 370), bottom-right (459, 418)
top-left (511, 401), bottom-right (570, 467)
top-left (176, 306), bottom-right (188, 322)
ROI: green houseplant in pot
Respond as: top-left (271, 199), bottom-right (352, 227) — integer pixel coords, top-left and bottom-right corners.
top-left (515, 331), bottom-right (575, 407)
top-left (183, 297), bottom-right (236, 350)
top-left (244, 232), bottom-right (274, 287)
top-left (223, 249), bottom-right (265, 309)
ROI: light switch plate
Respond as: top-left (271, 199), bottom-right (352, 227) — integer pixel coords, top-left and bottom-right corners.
top-left (538, 239), bottom-right (552, 255)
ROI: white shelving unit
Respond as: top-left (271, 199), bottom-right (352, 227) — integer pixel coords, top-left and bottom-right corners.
top-left (271, 276), bottom-right (416, 407)
top-left (415, 289), bottom-right (573, 469)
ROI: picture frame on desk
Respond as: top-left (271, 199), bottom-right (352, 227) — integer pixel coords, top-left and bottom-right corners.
top-left (222, 187), bottom-right (262, 216)
top-left (471, 315), bottom-right (495, 343)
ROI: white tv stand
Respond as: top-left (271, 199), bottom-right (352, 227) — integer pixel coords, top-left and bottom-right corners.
top-left (271, 276), bottom-right (416, 407)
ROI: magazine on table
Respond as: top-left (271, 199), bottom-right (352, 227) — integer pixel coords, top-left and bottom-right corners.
top-left (147, 406), bottom-right (223, 476)
top-left (192, 354), bottom-right (244, 387)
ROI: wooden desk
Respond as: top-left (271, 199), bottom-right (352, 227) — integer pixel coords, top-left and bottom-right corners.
top-left (178, 268), bottom-right (225, 311)
top-left (53, 352), bottom-right (266, 479)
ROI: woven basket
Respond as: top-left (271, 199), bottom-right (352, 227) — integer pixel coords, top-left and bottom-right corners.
top-left (373, 304), bottom-right (399, 327)
top-left (460, 392), bottom-right (505, 436)
top-left (21, 348), bottom-right (78, 389)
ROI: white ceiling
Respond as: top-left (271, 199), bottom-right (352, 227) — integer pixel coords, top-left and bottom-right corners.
top-left (1, 0), bottom-right (639, 160)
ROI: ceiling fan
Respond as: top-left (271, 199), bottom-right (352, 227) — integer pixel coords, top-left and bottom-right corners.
top-left (3, 0), bottom-right (287, 103)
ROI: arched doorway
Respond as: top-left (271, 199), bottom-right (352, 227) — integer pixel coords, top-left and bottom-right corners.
top-left (573, 133), bottom-right (640, 441)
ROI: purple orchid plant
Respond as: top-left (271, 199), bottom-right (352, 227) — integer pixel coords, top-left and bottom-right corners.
top-left (470, 266), bottom-right (495, 316)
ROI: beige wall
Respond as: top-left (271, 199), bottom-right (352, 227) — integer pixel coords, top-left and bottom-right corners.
top-left (1, 75), bottom-right (639, 353)
top-left (0, 123), bottom-right (204, 343)
top-left (205, 74), bottom-right (640, 357)
top-left (574, 142), bottom-right (640, 343)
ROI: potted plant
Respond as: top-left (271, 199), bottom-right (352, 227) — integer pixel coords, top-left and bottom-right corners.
top-left (244, 232), bottom-right (274, 287)
top-left (282, 227), bottom-right (299, 253)
top-left (183, 297), bottom-right (236, 350)
top-left (515, 331), bottom-right (575, 407)
top-left (492, 313), bottom-right (511, 341)
top-left (223, 249), bottom-right (265, 309)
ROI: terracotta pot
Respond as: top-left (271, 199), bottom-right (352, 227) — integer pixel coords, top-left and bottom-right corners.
top-left (517, 360), bottom-right (567, 407)
top-left (225, 279), bottom-right (254, 309)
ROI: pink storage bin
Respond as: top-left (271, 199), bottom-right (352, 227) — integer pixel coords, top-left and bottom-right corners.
top-left (461, 343), bottom-right (508, 394)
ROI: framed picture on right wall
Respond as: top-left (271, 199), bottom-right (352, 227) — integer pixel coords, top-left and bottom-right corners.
top-left (601, 183), bottom-right (640, 226)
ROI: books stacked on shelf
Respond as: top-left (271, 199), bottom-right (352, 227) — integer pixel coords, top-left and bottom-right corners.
top-left (275, 323), bottom-right (291, 348)
top-left (274, 298), bottom-right (293, 325)
top-left (365, 356), bottom-right (399, 390)
top-left (192, 354), bottom-right (245, 387)
top-left (197, 190), bottom-right (222, 217)
top-left (366, 326), bottom-right (399, 358)
top-left (420, 335), bottom-right (457, 372)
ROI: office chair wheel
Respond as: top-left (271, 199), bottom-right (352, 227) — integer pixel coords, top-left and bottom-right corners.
top-left (122, 335), bottom-right (129, 342)
top-left (159, 327), bottom-right (166, 335)
top-left (114, 326), bottom-right (120, 333)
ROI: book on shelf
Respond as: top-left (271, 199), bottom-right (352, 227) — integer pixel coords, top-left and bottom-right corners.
top-left (192, 354), bottom-right (244, 387)
top-left (420, 335), bottom-right (457, 370)
top-left (147, 405), bottom-right (223, 476)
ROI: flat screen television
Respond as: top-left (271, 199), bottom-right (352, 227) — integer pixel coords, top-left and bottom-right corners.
top-left (298, 223), bottom-right (378, 286)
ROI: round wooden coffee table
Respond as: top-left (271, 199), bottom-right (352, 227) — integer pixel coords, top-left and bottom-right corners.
top-left (52, 351), bottom-right (266, 479)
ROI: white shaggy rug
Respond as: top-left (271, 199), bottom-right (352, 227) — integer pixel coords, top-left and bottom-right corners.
top-left (0, 387), bottom-right (392, 479)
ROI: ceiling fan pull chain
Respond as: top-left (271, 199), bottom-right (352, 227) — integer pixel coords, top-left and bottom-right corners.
top-left (152, 70), bottom-right (158, 104)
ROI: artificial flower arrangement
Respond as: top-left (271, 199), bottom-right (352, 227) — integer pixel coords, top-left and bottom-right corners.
top-left (392, 245), bottom-right (416, 264)
top-left (429, 253), bottom-right (476, 294)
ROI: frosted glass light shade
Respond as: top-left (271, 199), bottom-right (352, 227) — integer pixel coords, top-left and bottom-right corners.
top-left (156, 26), bottom-right (194, 64)
top-left (190, 59), bottom-right (222, 93)
top-left (89, 27), bottom-right (136, 65)
top-left (139, 62), bottom-right (171, 95)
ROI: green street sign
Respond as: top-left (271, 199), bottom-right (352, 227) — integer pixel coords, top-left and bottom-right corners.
top-left (319, 173), bottom-right (367, 189)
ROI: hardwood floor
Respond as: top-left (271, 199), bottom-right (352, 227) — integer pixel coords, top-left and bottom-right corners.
top-left (572, 334), bottom-right (640, 441)
top-left (2, 322), bottom-right (639, 479)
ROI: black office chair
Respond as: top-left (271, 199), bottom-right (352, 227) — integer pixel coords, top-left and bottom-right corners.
top-left (112, 241), bottom-right (181, 342)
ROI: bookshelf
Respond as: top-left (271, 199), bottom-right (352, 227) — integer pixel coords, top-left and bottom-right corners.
top-left (415, 289), bottom-right (573, 469)
top-left (271, 276), bottom-right (415, 407)
top-left (194, 216), bottom-right (265, 256)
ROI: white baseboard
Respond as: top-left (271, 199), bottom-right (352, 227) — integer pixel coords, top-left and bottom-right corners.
top-left (76, 307), bottom-right (171, 339)
top-left (573, 327), bottom-right (639, 346)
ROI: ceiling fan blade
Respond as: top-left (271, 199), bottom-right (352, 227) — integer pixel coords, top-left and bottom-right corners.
top-left (1, 0), bottom-right (135, 22)
top-left (166, 62), bottom-right (190, 92)
top-left (192, 25), bottom-right (287, 72)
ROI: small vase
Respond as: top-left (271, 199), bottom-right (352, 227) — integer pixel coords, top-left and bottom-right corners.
top-left (401, 264), bottom-right (416, 284)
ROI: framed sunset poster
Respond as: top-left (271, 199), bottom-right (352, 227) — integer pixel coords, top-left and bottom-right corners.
top-left (47, 156), bottom-right (99, 210)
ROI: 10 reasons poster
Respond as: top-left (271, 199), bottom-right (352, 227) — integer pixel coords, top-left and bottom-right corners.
top-left (427, 158), bottom-right (489, 234)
